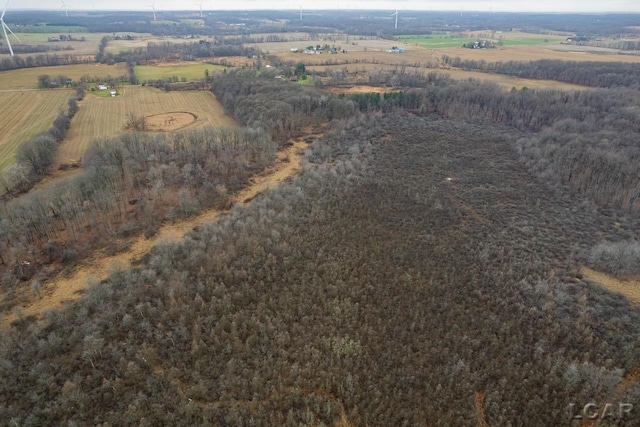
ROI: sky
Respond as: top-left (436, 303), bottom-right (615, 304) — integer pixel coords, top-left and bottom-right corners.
top-left (6, 0), bottom-right (640, 13)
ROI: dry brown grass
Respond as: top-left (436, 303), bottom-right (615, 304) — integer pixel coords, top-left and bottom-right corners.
top-left (581, 267), bottom-right (640, 305)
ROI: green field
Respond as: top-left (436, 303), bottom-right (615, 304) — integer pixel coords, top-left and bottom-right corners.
top-left (398, 34), bottom-right (482, 48)
top-left (398, 33), bottom-right (564, 48)
top-left (500, 37), bottom-right (564, 46)
top-left (135, 63), bottom-right (225, 82)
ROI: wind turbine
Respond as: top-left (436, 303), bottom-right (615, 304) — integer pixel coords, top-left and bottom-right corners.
top-left (1, 0), bottom-right (20, 56)
top-left (149, 2), bottom-right (157, 21)
top-left (197, 1), bottom-right (203, 17)
top-left (61, 0), bottom-right (69, 17)
top-left (391, 9), bottom-right (398, 29)
top-left (460, 6), bottom-right (464, 17)
top-left (299, 5), bottom-right (302, 20)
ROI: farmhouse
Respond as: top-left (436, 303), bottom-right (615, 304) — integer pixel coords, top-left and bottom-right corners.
top-left (387, 46), bottom-right (405, 53)
top-left (110, 90), bottom-right (117, 97)
top-left (98, 84), bottom-right (108, 90)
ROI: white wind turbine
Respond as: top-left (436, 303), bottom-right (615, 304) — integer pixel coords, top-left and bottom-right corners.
top-left (1, 0), bottom-right (20, 57)
top-left (299, 5), bottom-right (302, 20)
top-left (61, 0), bottom-right (69, 17)
top-left (197, 1), bottom-right (203, 17)
top-left (149, 1), bottom-right (157, 21)
top-left (391, 9), bottom-right (398, 29)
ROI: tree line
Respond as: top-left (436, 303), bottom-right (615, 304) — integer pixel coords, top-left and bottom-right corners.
top-left (96, 41), bottom-right (261, 67)
top-left (0, 127), bottom-right (274, 285)
top-left (0, 53), bottom-right (94, 72)
top-left (441, 56), bottom-right (640, 88)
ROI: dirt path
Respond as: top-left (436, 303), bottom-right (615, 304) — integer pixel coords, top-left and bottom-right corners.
top-left (2, 135), bottom-right (311, 328)
top-left (581, 267), bottom-right (640, 305)
top-left (474, 390), bottom-right (489, 427)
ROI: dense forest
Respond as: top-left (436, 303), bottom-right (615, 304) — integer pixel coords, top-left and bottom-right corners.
top-left (3, 37), bottom-right (640, 421)
top-left (2, 80), bottom-right (640, 424)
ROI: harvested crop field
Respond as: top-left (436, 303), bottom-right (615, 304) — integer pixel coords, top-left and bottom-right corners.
top-left (0, 89), bottom-right (72, 170)
top-left (58, 85), bottom-right (236, 162)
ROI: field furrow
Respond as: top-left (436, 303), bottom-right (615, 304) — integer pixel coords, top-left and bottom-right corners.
top-left (0, 90), bottom-right (72, 171)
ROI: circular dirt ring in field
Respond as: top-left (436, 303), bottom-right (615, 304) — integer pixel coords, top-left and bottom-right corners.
top-left (145, 112), bottom-right (197, 132)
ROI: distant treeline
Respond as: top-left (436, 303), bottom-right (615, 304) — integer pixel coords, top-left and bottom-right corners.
top-left (441, 56), bottom-right (640, 88)
top-left (96, 41), bottom-right (260, 65)
top-left (0, 54), bottom-right (93, 72)
top-left (579, 40), bottom-right (640, 51)
top-left (0, 44), bottom-right (73, 55)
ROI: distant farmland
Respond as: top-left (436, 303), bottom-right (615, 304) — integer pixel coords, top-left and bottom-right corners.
top-left (0, 90), bottom-right (72, 171)
top-left (0, 63), bottom-right (129, 90)
top-left (398, 32), bottom-right (565, 49)
top-left (59, 86), bottom-right (236, 162)
top-left (135, 62), bottom-right (225, 82)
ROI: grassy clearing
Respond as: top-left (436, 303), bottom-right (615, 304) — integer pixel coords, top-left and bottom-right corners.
top-left (399, 33), bottom-right (563, 48)
top-left (87, 87), bottom-right (123, 98)
top-left (398, 34), bottom-right (479, 49)
top-left (581, 267), bottom-right (640, 305)
top-left (500, 37), bottom-right (564, 46)
top-left (135, 63), bottom-right (225, 82)
top-left (59, 85), bottom-right (236, 162)
top-left (0, 90), bottom-right (72, 171)
top-left (0, 63), bottom-right (129, 90)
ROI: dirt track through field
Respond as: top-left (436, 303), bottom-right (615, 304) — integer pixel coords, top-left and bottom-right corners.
top-left (2, 135), bottom-right (311, 328)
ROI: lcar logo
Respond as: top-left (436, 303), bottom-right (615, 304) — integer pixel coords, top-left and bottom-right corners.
top-left (568, 403), bottom-right (633, 420)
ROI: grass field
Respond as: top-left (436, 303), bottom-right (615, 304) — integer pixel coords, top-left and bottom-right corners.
top-left (0, 90), bottom-right (72, 171)
top-left (398, 34), bottom-right (483, 49)
top-left (11, 32), bottom-right (109, 43)
top-left (59, 85), bottom-right (237, 162)
top-left (0, 63), bottom-right (129, 90)
top-left (135, 63), bottom-right (225, 82)
top-left (398, 33), bottom-right (564, 48)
